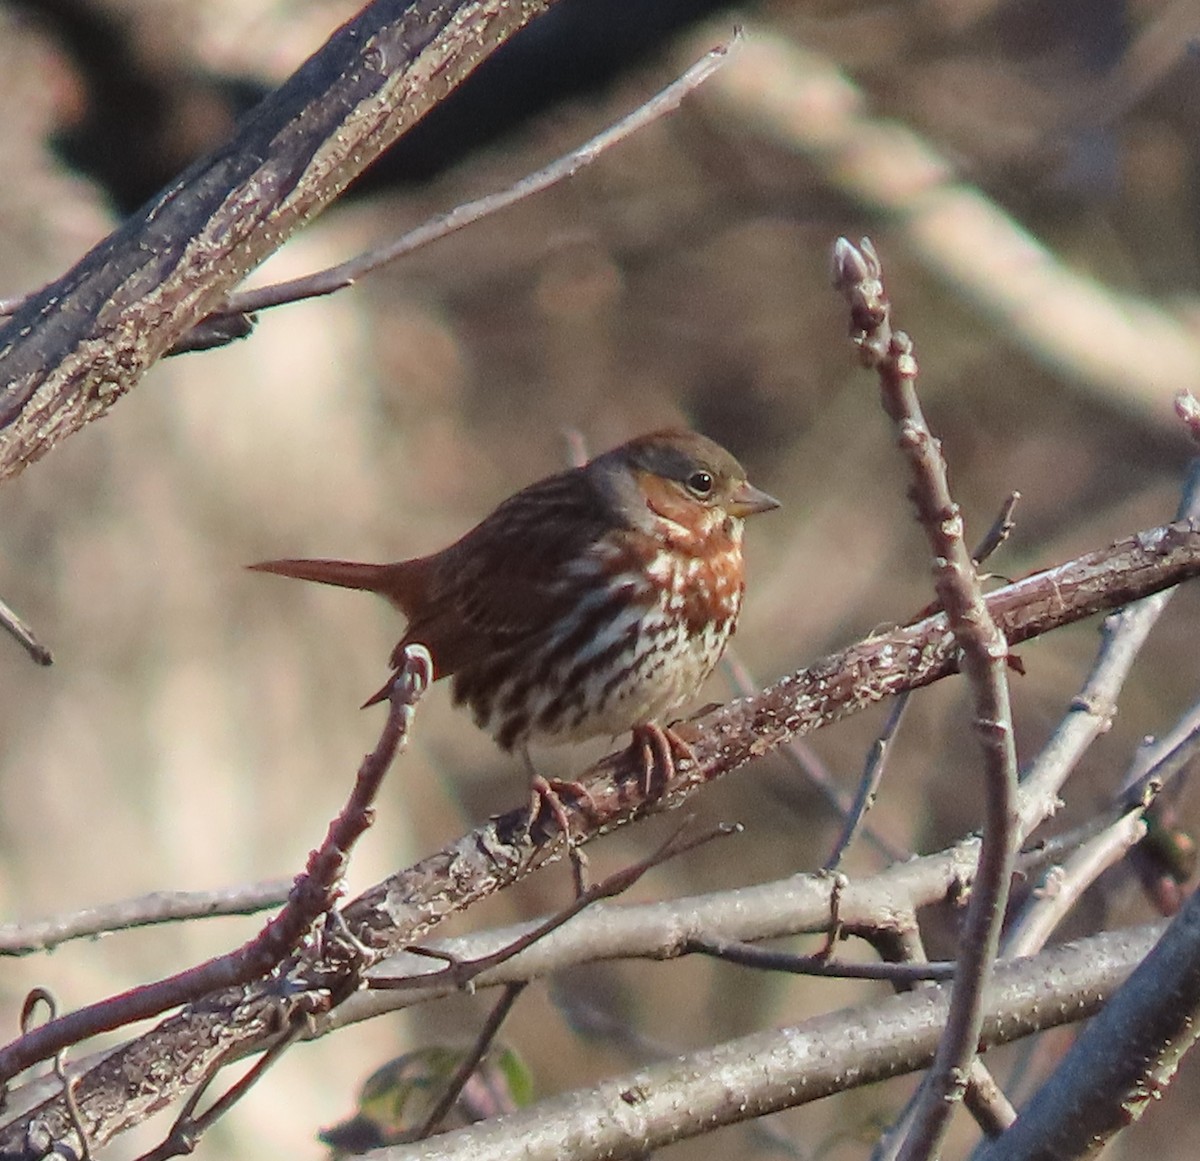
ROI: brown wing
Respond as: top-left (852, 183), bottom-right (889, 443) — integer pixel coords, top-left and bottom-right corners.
top-left (388, 466), bottom-right (614, 677)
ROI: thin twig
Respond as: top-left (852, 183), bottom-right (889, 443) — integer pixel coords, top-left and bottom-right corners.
top-left (370, 821), bottom-right (738, 992)
top-left (682, 935), bottom-right (956, 981)
top-left (415, 984), bottom-right (527, 1140)
top-left (972, 492), bottom-right (1021, 567)
top-left (0, 592), bottom-right (52, 666)
top-left (833, 237), bottom-right (1019, 1161)
top-left (823, 695), bottom-right (909, 871)
top-left (0, 880), bottom-right (293, 957)
top-left (164, 36), bottom-right (738, 355)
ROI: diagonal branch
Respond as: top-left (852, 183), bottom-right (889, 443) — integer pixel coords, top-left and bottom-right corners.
top-left (0, 0), bottom-right (562, 480)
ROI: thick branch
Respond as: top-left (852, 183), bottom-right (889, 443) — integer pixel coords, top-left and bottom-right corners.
top-left (973, 889), bottom-right (1200, 1160)
top-left (368, 925), bottom-right (1162, 1161)
top-left (0, 0), bottom-right (558, 479)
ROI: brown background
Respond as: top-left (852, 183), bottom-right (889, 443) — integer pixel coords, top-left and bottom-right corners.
top-left (2, 2), bottom-right (1199, 1158)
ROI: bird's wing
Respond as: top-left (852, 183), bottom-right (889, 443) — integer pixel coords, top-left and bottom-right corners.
top-left (389, 469), bottom-right (614, 677)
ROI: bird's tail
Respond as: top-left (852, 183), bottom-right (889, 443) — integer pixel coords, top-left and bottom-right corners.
top-left (247, 557), bottom-right (431, 619)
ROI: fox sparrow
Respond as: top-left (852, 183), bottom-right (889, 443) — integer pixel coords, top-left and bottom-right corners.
top-left (251, 429), bottom-right (778, 830)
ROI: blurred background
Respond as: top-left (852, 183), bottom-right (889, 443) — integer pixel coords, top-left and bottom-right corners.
top-left (3, 1), bottom-right (1200, 1158)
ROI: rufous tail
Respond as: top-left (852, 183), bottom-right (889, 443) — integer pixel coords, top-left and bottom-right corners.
top-left (247, 557), bottom-right (428, 617)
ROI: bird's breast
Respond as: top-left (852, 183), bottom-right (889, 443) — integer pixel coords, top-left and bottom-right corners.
top-left (451, 526), bottom-right (745, 751)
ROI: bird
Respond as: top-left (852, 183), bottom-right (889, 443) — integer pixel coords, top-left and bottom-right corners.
top-left (250, 428), bottom-right (778, 835)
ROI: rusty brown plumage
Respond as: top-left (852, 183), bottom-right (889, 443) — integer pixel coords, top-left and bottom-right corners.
top-left (251, 429), bottom-right (778, 815)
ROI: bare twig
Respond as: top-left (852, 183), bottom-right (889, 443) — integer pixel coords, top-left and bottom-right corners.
top-left (0, 648), bottom-right (432, 1083)
top-left (823, 694), bottom-right (908, 871)
top-left (833, 237), bottom-right (1019, 1161)
top-left (415, 984), bottom-right (527, 1141)
top-left (165, 35), bottom-right (737, 355)
top-left (972, 492), bottom-right (1021, 568)
top-left (0, 592), bottom-right (52, 666)
top-left (682, 935), bottom-right (956, 982)
top-left (2, 38), bottom-right (735, 356)
top-left (0, 881), bottom-right (293, 957)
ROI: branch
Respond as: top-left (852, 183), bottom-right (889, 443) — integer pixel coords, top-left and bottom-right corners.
top-left (0, 882), bottom-right (292, 957)
top-left (0, 0), bottom-right (562, 479)
top-left (168, 35), bottom-right (737, 354)
top-left (972, 891), bottom-right (1200, 1160)
top-left (0, 649), bottom-right (431, 1084)
top-left (360, 925), bottom-right (1163, 1161)
top-left (833, 237), bottom-right (1020, 1159)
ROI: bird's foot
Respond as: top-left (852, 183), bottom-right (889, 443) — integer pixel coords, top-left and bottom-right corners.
top-left (527, 773), bottom-right (598, 842)
top-left (526, 774), bottom-right (597, 897)
top-left (630, 722), bottom-right (696, 799)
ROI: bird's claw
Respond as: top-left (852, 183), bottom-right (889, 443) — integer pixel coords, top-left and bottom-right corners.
top-left (631, 722), bottom-right (696, 798)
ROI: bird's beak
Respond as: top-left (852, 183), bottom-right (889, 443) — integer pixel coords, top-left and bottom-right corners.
top-left (728, 481), bottom-right (781, 518)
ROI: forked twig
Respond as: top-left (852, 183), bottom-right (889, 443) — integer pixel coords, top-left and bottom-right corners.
top-left (823, 695), bottom-right (908, 871)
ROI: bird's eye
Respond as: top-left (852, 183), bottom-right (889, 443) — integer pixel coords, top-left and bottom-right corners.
top-left (686, 470), bottom-right (714, 498)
